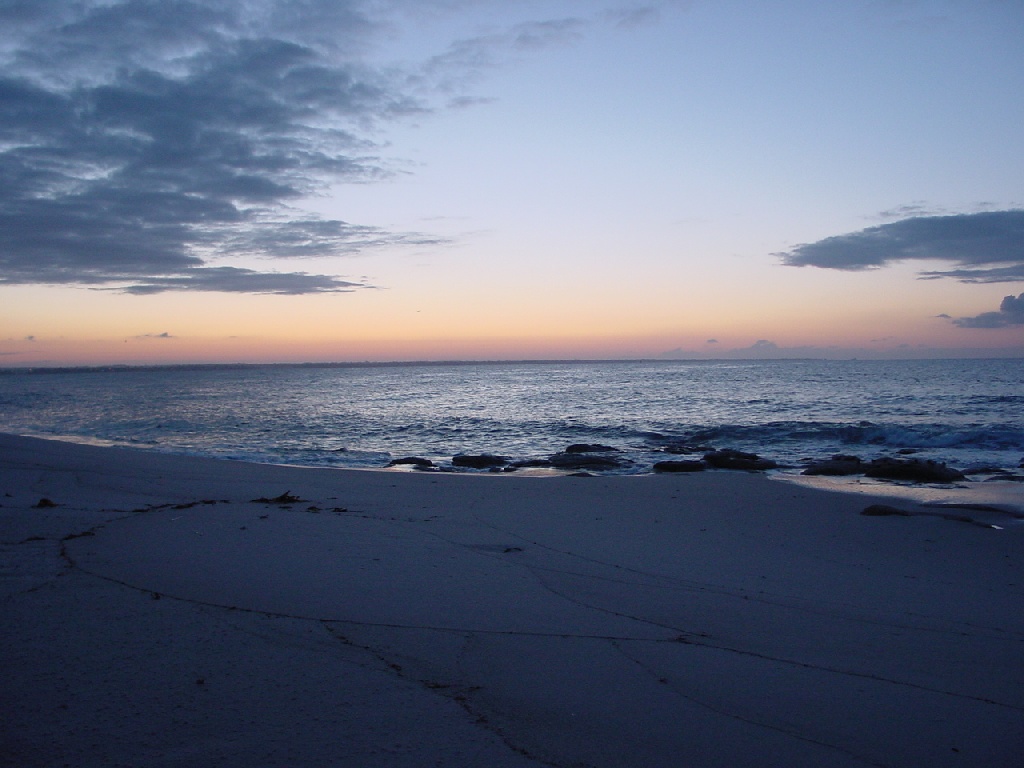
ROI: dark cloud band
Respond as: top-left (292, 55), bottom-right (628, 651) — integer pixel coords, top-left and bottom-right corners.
top-left (0, 0), bottom-right (436, 294)
top-left (779, 210), bottom-right (1024, 283)
top-left (112, 267), bottom-right (365, 295)
top-left (779, 210), bottom-right (1024, 332)
top-left (953, 293), bottom-right (1024, 329)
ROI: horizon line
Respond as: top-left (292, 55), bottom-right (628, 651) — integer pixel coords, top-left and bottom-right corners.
top-left (3, 355), bottom-right (1024, 374)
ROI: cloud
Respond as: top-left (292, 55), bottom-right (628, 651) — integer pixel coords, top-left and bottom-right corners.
top-left (0, 1), bottom-right (675, 294)
top-left (0, 0), bottom-right (441, 294)
top-left (604, 7), bottom-right (661, 29)
top-left (510, 18), bottom-right (587, 51)
top-left (779, 210), bottom-right (1024, 283)
top-left (418, 15), bottom-right (589, 95)
top-left (874, 202), bottom-right (944, 220)
top-left (920, 264), bottom-right (1024, 283)
top-left (113, 266), bottom-right (366, 295)
top-left (952, 293), bottom-right (1024, 328)
top-left (415, 5), bottom-right (679, 98)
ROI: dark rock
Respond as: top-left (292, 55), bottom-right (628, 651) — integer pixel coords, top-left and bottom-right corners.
top-left (802, 455), bottom-right (864, 476)
top-left (653, 460), bottom-right (706, 473)
top-left (512, 458), bottom-right (553, 468)
top-left (863, 457), bottom-right (965, 483)
top-left (452, 454), bottom-right (509, 469)
top-left (661, 444), bottom-right (713, 455)
top-left (703, 449), bottom-right (778, 471)
top-left (251, 491), bottom-right (304, 504)
top-left (564, 443), bottom-right (620, 454)
top-left (547, 452), bottom-right (624, 470)
top-left (922, 501), bottom-right (1018, 514)
top-left (33, 498), bottom-right (58, 508)
top-left (984, 474), bottom-right (1024, 483)
top-left (861, 504), bottom-right (911, 517)
top-left (389, 456), bottom-right (435, 468)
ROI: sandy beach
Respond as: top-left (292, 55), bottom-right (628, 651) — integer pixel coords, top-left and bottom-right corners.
top-left (2, 432), bottom-right (1022, 767)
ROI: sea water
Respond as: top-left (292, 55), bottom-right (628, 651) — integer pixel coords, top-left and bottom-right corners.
top-left (1, 359), bottom-right (1022, 481)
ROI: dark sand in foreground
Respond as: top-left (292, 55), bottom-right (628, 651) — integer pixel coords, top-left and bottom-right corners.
top-left (2, 433), bottom-right (1022, 767)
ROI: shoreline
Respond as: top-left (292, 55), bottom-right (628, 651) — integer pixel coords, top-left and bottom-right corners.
top-left (3, 432), bottom-right (1022, 766)
top-left (12, 429), bottom-right (1024, 518)
top-left (772, 471), bottom-right (1024, 522)
top-left (3, 358), bottom-right (1021, 490)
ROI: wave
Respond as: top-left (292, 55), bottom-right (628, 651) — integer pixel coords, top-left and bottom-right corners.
top-left (3, 360), bottom-right (1022, 474)
top-left (966, 395), bottom-right (1024, 405)
top-left (836, 422), bottom-right (1024, 451)
top-left (643, 421), bottom-right (1024, 453)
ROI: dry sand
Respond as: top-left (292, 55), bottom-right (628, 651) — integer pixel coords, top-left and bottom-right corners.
top-left (1, 433), bottom-right (1022, 767)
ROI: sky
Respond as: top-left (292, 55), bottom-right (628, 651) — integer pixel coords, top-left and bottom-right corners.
top-left (1, 0), bottom-right (1023, 365)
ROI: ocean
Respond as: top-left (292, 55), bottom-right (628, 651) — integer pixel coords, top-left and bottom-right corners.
top-left (1, 359), bottom-right (1022, 486)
